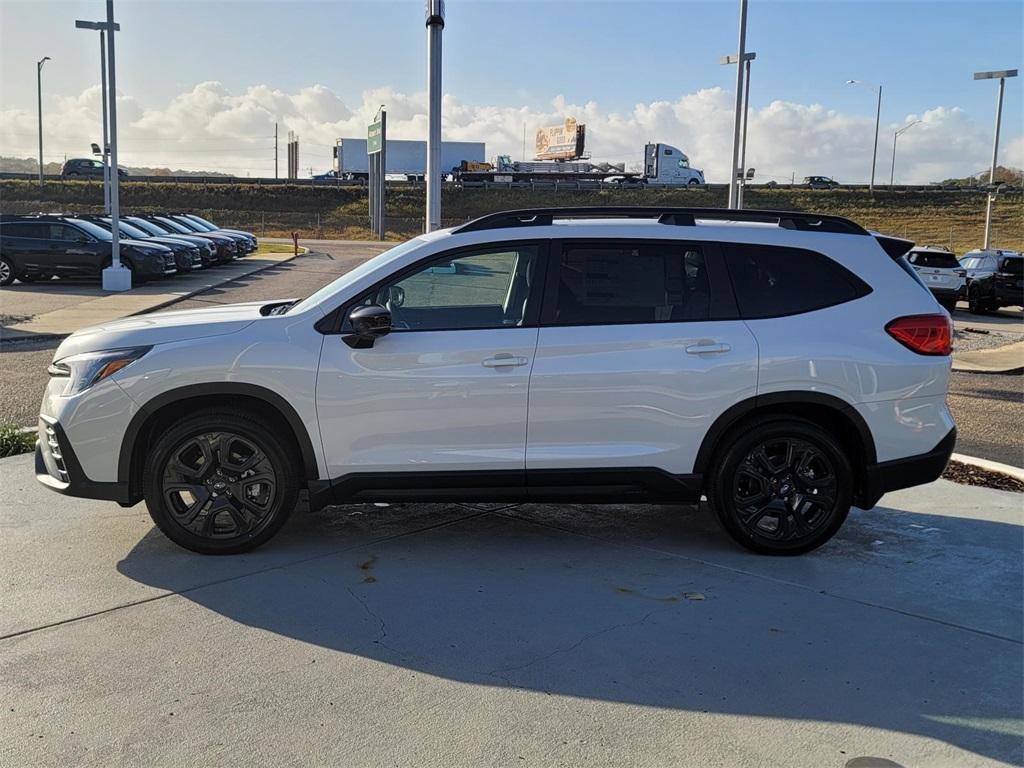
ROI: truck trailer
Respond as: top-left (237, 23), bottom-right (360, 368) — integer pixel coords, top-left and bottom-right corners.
top-left (455, 143), bottom-right (705, 187)
top-left (331, 138), bottom-right (485, 181)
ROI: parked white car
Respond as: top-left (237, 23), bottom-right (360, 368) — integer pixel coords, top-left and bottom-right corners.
top-left (36, 207), bottom-right (956, 556)
top-left (905, 246), bottom-right (965, 311)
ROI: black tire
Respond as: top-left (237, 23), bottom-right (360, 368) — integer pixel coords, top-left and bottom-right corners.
top-left (0, 255), bottom-right (14, 286)
top-left (939, 298), bottom-right (957, 313)
top-left (142, 409), bottom-right (301, 554)
top-left (706, 417), bottom-right (853, 556)
top-left (968, 288), bottom-right (989, 315)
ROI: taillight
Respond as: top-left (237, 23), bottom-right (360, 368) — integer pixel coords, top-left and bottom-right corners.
top-left (885, 314), bottom-right (952, 356)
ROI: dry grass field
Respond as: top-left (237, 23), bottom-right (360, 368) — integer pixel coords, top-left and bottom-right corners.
top-left (2, 179), bottom-right (1020, 253)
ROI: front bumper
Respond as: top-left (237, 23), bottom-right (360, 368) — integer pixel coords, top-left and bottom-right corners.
top-left (859, 427), bottom-right (956, 509)
top-left (35, 416), bottom-right (133, 505)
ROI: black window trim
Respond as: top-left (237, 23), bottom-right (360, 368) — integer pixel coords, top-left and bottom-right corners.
top-left (721, 242), bottom-right (873, 321)
top-left (316, 239), bottom-right (552, 335)
top-left (537, 237), bottom-right (737, 328)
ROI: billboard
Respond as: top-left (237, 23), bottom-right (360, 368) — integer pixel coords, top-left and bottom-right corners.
top-left (534, 117), bottom-right (586, 161)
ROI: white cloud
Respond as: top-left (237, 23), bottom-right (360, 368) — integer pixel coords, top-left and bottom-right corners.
top-left (1, 81), bottom-right (1019, 182)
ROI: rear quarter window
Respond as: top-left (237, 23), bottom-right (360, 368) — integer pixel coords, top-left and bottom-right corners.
top-left (1001, 258), bottom-right (1023, 276)
top-left (723, 243), bottom-right (871, 319)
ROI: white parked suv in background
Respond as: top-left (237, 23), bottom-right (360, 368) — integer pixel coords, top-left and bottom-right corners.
top-left (905, 246), bottom-right (966, 311)
top-left (36, 207), bottom-right (956, 556)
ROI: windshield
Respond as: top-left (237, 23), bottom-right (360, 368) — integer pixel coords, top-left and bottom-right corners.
top-left (170, 217), bottom-right (204, 232)
top-left (184, 215), bottom-right (218, 231)
top-left (66, 218), bottom-right (113, 241)
top-left (154, 217), bottom-right (192, 234)
top-left (126, 217), bottom-right (168, 236)
top-left (290, 238), bottom-right (426, 314)
top-left (96, 218), bottom-right (150, 239)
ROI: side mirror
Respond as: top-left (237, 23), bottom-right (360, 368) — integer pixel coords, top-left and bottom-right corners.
top-left (343, 304), bottom-right (392, 349)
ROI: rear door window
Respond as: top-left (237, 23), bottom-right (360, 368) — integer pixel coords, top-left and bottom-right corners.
top-left (723, 243), bottom-right (870, 319)
top-left (1000, 258), bottom-right (1023, 276)
top-left (545, 241), bottom-right (711, 325)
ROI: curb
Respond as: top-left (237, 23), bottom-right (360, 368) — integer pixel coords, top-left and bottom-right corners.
top-left (0, 247), bottom-right (308, 343)
top-left (951, 361), bottom-right (1024, 375)
top-left (951, 452), bottom-right (1024, 482)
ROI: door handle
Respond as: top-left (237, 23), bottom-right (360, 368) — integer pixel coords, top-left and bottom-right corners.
top-left (482, 354), bottom-right (529, 368)
top-left (685, 342), bottom-right (731, 355)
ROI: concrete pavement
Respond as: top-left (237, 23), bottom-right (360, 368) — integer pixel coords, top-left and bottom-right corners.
top-left (0, 248), bottom-right (302, 340)
top-left (1, 450), bottom-right (1021, 767)
top-left (953, 340), bottom-right (1024, 374)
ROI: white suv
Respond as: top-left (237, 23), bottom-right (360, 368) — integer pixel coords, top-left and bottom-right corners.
top-left (906, 246), bottom-right (966, 311)
top-left (35, 207), bottom-right (956, 556)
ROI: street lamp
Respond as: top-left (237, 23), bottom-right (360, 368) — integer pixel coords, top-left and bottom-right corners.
top-left (36, 56), bottom-right (50, 182)
top-left (75, 19), bottom-right (119, 214)
top-left (890, 120), bottom-right (921, 188)
top-left (974, 68), bottom-right (1018, 249)
top-left (846, 79), bottom-right (882, 194)
top-left (721, 51), bottom-right (756, 209)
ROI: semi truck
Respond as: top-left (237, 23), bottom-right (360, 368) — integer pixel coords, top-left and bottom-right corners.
top-left (454, 143), bottom-right (706, 186)
top-left (326, 138), bottom-right (486, 181)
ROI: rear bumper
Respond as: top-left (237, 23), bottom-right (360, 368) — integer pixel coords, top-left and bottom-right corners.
top-left (859, 427), bottom-right (956, 509)
top-left (928, 286), bottom-right (963, 299)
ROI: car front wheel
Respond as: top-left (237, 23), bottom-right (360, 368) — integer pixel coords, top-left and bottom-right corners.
top-left (707, 417), bottom-right (853, 555)
top-left (143, 409), bottom-right (300, 554)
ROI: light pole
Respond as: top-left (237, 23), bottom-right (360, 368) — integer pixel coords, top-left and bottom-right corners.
top-left (974, 69), bottom-right (1018, 249)
top-left (889, 120), bottom-right (921, 188)
top-left (36, 56), bottom-right (50, 182)
top-left (721, 51), bottom-right (756, 209)
top-left (846, 79), bottom-right (882, 194)
top-left (76, 20), bottom-right (119, 213)
top-left (726, 0), bottom-right (748, 209)
top-left (425, 0), bottom-right (444, 232)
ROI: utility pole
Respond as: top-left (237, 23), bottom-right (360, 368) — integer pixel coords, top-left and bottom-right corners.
top-left (100, 30), bottom-right (110, 212)
top-left (974, 69), bottom-right (1017, 249)
top-left (36, 56), bottom-right (50, 182)
top-left (726, 0), bottom-right (748, 209)
top-left (846, 80), bottom-right (882, 194)
top-left (425, 0), bottom-right (444, 231)
top-left (722, 51), bottom-right (756, 209)
top-left (274, 122), bottom-right (278, 179)
top-left (103, 0), bottom-right (129, 290)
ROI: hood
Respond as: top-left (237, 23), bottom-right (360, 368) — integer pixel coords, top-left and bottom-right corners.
top-left (121, 238), bottom-right (170, 251)
top-left (53, 300), bottom-right (272, 360)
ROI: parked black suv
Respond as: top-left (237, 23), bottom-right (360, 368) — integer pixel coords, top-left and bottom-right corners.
top-left (122, 216), bottom-right (220, 267)
top-left (961, 249), bottom-right (1024, 313)
top-left (0, 215), bottom-right (175, 286)
top-left (138, 215), bottom-right (239, 262)
top-left (173, 213), bottom-right (258, 254)
top-left (61, 158), bottom-right (127, 179)
top-left (81, 216), bottom-right (203, 273)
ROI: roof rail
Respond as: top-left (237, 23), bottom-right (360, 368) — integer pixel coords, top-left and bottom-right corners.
top-left (452, 206), bottom-right (869, 236)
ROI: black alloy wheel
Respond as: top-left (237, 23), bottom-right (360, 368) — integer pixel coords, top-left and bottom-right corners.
top-left (143, 410), bottom-right (299, 554)
top-left (709, 418), bottom-right (852, 555)
top-left (0, 256), bottom-right (16, 286)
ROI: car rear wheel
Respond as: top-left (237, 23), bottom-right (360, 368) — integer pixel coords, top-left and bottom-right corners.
top-left (0, 256), bottom-right (16, 286)
top-left (707, 417), bottom-right (853, 555)
top-left (143, 410), bottom-right (301, 554)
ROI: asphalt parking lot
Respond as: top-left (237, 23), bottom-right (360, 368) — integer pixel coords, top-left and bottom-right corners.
top-left (1, 450), bottom-right (1021, 767)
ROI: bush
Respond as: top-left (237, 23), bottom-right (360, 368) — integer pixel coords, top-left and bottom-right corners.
top-left (0, 422), bottom-right (35, 457)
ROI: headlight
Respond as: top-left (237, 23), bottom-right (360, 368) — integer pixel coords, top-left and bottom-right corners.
top-left (47, 347), bottom-right (151, 395)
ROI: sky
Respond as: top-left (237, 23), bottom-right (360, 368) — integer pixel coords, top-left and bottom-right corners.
top-left (0, 0), bottom-right (1021, 182)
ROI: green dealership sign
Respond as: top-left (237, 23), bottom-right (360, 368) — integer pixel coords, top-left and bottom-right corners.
top-left (367, 120), bottom-right (383, 154)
